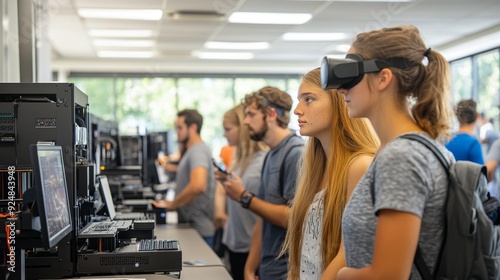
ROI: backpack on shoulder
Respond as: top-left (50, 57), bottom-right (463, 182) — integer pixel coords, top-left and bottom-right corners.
top-left (400, 134), bottom-right (500, 280)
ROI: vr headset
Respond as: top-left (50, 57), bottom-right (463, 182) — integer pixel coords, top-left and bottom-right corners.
top-left (320, 54), bottom-right (413, 90)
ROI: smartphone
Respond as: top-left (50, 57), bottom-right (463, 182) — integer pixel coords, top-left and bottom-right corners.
top-left (212, 158), bottom-right (228, 174)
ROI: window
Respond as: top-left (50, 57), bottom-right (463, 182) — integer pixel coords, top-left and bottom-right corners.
top-left (176, 77), bottom-right (234, 151)
top-left (115, 77), bottom-right (177, 134)
top-left (450, 58), bottom-right (473, 102)
top-left (69, 74), bottom-right (302, 150)
top-left (70, 77), bottom-right (115, 121)
top-left (475, 50), bottom-right (499, 120)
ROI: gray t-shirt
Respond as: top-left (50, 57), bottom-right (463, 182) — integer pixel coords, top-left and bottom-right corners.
top-left (176, 142), bottom-right (216, 237)
top-left (342, 133), bottom-right (453, 279)
top-left (486, 139), bottom-right (500, 198)
top-left (223, 150), bottom-right (266, 252)
top-left (258, 134), bottom-right (304, 280)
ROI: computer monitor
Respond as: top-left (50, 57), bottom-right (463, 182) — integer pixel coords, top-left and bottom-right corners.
top-left (29, 145), bottom-right (73, 249)
top-left (93, 185), bottom-right (105, 215)
top-left (96, 175), bottom-right (116, 220)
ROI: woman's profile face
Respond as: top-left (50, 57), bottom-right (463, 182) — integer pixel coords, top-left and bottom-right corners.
top-left (223, 118), bottom-right (239, 146)
top-left (294, 80), bottom-right (333, 139)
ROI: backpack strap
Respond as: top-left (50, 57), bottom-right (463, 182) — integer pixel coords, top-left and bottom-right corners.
top-left (399, 134), bottom-right (451, 280)
top-left (279, 143), bottom-right (303, 198)
top-left (400, 134), bottom-right (450, 170)
top-left (260, 135), bottom-right (303, 200)
top-left (369, 133), bottom-right (449, 280)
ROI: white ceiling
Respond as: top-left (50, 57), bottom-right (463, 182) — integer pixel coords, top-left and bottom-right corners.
top-left (48, 0), bottom-right (500, 75)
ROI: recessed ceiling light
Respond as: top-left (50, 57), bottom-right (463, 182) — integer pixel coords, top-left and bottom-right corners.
top-left (89, 29), bottom-right (154, 38)
top-left (282, 33), bottom-right (347, 41)
top-left (228, 12), bottom-right (312, 25)
top-left (97, 51), bottom-right (154, 58)
top-left (204, 41), bottom-right (269, 50)
top-left (195, 52), bottom-right (254, 60)
top-left (78, 9), bottom-right (163, 21)
top-left (93, 39), bottom-right (155, 48)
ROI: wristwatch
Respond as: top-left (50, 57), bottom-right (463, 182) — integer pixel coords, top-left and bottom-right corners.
top-left (240, 191), bottom-right (255, 209)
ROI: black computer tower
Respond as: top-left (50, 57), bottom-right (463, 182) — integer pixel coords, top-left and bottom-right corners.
top-left (0, 83), bottom-right (90, 279)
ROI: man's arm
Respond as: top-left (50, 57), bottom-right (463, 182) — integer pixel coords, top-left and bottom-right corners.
top-left (486, 160), bottom-right (498, 182)
top-left (171, 166), bottom-right (208, 208)
top-left (244, 218), bottom-right (262, 280)
top-left (224, 173), bottom-right (290, 228)
top-left (247, 197), bottom-right (290, 228)
top-left (485, 139), bottom-right (500, 182)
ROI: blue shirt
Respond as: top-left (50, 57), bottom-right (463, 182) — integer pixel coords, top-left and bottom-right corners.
top-left (258, 134), bottom-right (303, 280)
top-left (445, 133), bottom-right (484, 164)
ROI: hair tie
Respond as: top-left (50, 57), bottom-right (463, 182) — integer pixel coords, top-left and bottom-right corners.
top-left (423, 48), bottom-right (431, 57)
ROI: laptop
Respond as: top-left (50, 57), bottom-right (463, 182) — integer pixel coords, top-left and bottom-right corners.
top-left (97, 175), bottom-right (150, 221)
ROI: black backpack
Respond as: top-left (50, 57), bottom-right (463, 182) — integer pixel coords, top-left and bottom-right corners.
top-left (398, 134), bottom-right (500, 280)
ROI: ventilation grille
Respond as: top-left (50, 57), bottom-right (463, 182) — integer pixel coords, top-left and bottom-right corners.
top-left (100, 256), bottom-right (150, 266)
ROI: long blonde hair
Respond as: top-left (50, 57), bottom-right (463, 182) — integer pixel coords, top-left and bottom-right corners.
top-left (282, 68), bottom-right (379, 279)
top-left (224, 104), bottom-right (268, 174)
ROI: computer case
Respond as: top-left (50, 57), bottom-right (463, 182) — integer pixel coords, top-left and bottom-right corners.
top-left (0, 83), bottom-right (90, 279)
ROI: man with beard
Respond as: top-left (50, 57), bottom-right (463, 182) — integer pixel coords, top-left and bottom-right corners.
top-left (222, 86), bottom-right (304, 280)
top-left (153, 109), bottom-right (216, 246)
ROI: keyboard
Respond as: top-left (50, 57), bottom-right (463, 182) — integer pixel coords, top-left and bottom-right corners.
top-left (94, 222), bottom-right (113, 231)
top-left (138, 239), bottom-right (179, 251)
top-left (115, 212), bottom-right (151, 220)
top-left (80, 220), bottom-right (133, 236)
top-left (113, 220), bottom-right (133, 229)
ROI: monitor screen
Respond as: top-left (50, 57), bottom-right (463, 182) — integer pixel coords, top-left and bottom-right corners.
top-left (30, 145), bottom-right (73, 249)
top-left (96, 175), bottom-right (116, 220)
top-left (93, 186), bottom-right (105, 215)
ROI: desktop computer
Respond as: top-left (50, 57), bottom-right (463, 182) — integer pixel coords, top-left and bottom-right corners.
top-left (0, 83), bottom-right (91, 279)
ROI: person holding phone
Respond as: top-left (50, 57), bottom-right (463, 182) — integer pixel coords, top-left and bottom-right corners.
top-left (223, 87), bottom-right (304, 280)
top-left (214, 104), bottom-right (268, 280)
top-left (212, 158), bottom-right (229, 174)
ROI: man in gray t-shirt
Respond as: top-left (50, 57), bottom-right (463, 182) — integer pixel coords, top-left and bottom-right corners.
top-left (153, 109), bottom-right (216, 246)
top-left (486, 139), bottom-right (500, 199)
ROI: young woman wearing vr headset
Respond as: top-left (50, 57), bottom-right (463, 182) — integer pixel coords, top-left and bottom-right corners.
top-left (321, 25), bottom-right (455, 279)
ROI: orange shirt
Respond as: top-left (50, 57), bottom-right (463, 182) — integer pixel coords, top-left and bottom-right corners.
top-left (219, 146), bottom-right (235, 168)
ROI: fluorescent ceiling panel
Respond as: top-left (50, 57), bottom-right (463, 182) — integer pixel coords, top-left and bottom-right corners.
top-left (97, 51), bottom-right (154, 58)
top-left (282, 32), bottom-right (347, 41)
top-left (195, 52), bottom-right (254, 60)
top-left (89, 29), bottom-right (154, 38)
top-left (228, 12), bottom-right (312, 25)
top-left (78, 9), bottom-right (163, 21)
top-left (93, 39), bottom-right (155, 47)
top-left (204, 41), bottom-right (269, 50)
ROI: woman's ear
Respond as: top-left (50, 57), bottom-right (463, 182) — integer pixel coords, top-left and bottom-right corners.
top-left (377, 68), bottom-right (394, 91)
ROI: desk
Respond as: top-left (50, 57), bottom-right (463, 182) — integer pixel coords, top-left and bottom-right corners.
top-left (70, 224), bottom-right (231, 280)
